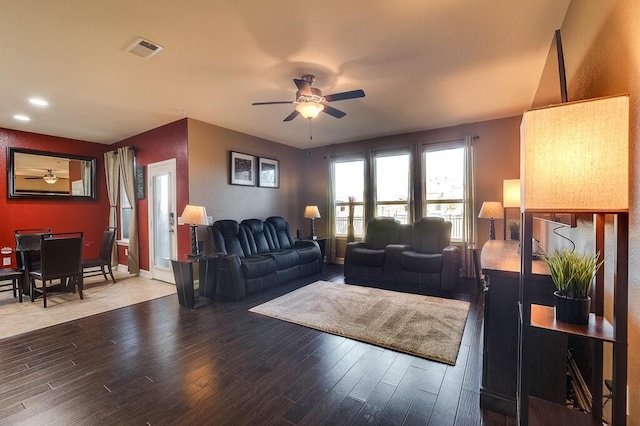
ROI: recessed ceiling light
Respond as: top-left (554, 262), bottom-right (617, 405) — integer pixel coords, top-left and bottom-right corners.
top-left (14, 114), bottom-right (30, 121)
top-left (29, 98), bottom-right (48, 107)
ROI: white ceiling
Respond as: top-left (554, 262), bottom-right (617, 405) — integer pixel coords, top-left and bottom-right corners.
top-left (0, 0), bottom-right (571, 149)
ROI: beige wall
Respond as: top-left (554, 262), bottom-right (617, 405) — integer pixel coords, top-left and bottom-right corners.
top-left (302, 115), bottom-right (522, 258)
top-left (186, 119), bottom-right (307, 237)
top-left (557, 1), bottom-right (640, 423)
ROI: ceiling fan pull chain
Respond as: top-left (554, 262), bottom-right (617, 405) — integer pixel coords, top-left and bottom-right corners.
top-left (308, 118), bottom-right (313, 140)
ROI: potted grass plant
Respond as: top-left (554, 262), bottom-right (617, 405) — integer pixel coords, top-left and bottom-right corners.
top-left (541, 249), bottom-right (603, 325)
top-left (346, 196), bottom-right (356, 243)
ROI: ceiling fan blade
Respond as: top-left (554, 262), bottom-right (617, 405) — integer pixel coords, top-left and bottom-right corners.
top-left (322, 105), bottom-right (346, 119)
top-left (294, 79), bottom-right (312, 96)
top-left (252, 101), bottom-right (293, 106)
top-left (324, 89), bottom-right (365, 102)
top-left (24, 176), bottom-right (43, 179)
top-left (283, 110), bottom-right (300, 122)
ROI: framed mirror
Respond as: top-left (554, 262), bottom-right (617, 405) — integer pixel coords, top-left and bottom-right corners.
top-left (7, 147), bottom-right (97, 200)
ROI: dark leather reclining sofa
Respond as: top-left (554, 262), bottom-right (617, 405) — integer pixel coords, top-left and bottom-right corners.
top-left (344, 217), bottom-right (460, 291)
top-left (209, 216), bottom-right (322, 300)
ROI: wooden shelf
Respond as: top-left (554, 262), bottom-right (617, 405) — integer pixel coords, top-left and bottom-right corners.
top-left (530, 304), bottom-right (615, 342)
top-left (528, 396), bottom-right (601, 426)
top-left (518, 210), bottom-right (628, 425)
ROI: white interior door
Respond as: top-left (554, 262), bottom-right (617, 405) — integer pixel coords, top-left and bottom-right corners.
top-left (147, 159), bottom-right (177, 283)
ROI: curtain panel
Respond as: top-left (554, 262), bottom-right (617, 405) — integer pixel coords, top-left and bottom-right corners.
top-left (462, 135), bottom-right (477, 277)
top-left (104, 151), bottom-right (119, 266)
top-left (118, 147), bottom-right (140, 275)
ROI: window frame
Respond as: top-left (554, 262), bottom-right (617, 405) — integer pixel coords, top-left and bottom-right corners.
top-left (119, 178), bottom-right (132, 244)
top-left (372, 149), bottom-right (412, 224)
top-left (422, 142), bottom-right (465, 242)
top-left (331, 156), bottom-right (367, 238)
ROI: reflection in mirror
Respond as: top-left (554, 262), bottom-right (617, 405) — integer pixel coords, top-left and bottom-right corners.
top-left (8, 148), bottom-right (96, 199)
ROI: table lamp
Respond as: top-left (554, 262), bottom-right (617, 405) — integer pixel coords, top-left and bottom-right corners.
top-left (478, 201), bottom-right (503, 240)
top-left (180, 204), bottom-right (208, 257)
top-left (303, 205), bottom-right (321, 240)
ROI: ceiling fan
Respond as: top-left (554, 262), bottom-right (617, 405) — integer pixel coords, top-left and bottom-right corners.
top-left (24, 169), bottom-right (59, 184)
top-left (252, 74), bottom-right (365, 121)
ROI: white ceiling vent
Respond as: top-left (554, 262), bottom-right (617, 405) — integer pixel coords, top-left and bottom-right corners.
top-left (126, 37), bottom-right (163, 59)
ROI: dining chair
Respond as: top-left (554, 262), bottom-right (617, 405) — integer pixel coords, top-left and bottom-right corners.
top-left (15, 228), bottom-right (52, 271)
top-left (0, 268), bottom-right (23, 302)
top-left (82, 227), bottom-right (117, 283)
top-left (29, 232), bottom-right (84, 308)
top-left (15, 228), bottom-right (51, 297)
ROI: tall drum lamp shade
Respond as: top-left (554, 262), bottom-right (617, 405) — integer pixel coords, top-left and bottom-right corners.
top-left (180, 204), bottom-right (209, 257)
top-left (521, 95), bottom-right (629, 211)
top-left (503, 179), bottom-right (521, 240)
top-left (303, 205), bottom-right (321, 239)
top-left (503, 179), bottom-right (521, 208)
top-left (478, 201), bottom-right (503, 240)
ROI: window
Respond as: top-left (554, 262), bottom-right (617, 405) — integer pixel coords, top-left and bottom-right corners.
top-left (423, 145), bottom-right (464, 241)
top-left (119, 179), bottom-right (132, 243)
top-left (374, 153), bottom-right (410, 223)
top-left (332, 159), bottom-right (365, 238)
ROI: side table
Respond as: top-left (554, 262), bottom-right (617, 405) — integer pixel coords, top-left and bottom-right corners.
top-left (170, 254), bottom-right (217, 308)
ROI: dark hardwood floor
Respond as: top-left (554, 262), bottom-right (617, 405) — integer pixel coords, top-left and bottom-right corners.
top-left (0, 265), bottom-right (516, 425)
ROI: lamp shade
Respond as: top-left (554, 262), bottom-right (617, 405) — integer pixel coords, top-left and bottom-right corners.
top-left (478, 201), bottom-right (504, 219)
top-left (303, 205), bottom-right (321, 219)
top-left (521, 95), bottom-right (629, 210)
top-left (296, 102), bottom-right (324, 119)
top-left (180, 204), bottom-right (208, 225)
top-left (503, 179), bottom-right (521, 208)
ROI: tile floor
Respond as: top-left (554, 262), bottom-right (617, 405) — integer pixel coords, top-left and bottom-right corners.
top-left (0, 270), bottom-right (176, 340)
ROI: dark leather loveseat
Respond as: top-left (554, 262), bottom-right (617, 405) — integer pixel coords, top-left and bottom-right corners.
top-left (209, 216), bottom-right (322, 300)
top-left (344, 217), bottom-right (460, 291)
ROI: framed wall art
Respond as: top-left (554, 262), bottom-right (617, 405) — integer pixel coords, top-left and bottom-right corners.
top-left (258, 157), bottom-right (279, 188)
top-left (230, 151), bottom-right (255, 186)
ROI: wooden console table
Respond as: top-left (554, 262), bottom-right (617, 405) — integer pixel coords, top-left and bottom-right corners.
top-left (480, 240), bottom-right (565, 416)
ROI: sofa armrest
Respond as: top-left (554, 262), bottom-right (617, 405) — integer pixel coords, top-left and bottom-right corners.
top-left (441, 246), bottom-right (461, 292)
top-left (344, 241), bottom-right (365, 278)
top-left (294, 239), bottom-right (319, 250)
top-left (216, 254), bottom-right (246, 300)
top-left (293, 239), bottom-right (323, 272)
top-left (383, 244), bottom-right (410, 283)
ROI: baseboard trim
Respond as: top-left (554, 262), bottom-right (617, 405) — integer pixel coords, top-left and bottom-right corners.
top-left (116, 264), bottom-right (152, 279)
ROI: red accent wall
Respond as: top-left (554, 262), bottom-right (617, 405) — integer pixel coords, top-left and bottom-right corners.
top-left (0, 128), bottom-right (111, 266)
top-left (113, 119), bottom-right (189, 271)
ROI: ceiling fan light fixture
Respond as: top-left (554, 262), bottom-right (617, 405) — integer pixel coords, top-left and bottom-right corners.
top-left (43, 170), bottom-right (58, 184)
top-left (296, 102), bottom-right (324, 119)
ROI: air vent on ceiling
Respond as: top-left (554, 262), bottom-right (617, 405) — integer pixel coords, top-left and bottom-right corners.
top-left (126, 37), bottom-right (163, 59)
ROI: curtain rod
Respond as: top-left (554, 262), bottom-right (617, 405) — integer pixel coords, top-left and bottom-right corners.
top-left (109, 146), bottom-right (137, 154)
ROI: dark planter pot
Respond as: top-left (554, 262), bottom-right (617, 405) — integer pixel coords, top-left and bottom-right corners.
top-left (510, 230), bottom-right (520, 240)
top-left (554, 291), bottom-right (591, 325)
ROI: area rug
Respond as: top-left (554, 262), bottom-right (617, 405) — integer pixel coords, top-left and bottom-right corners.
top-left (0, 272), bottom-right (176, 340)
top-left (249, 281), bottom-right (470, 365)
